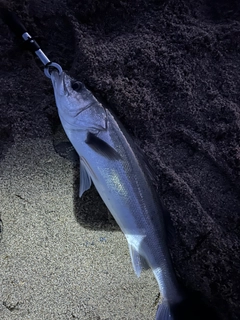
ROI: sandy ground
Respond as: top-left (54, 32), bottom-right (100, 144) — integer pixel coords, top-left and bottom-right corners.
top-left (0, 137), bottom-right (158, 320)
top-left (0, 1), bottom-right (240, 319)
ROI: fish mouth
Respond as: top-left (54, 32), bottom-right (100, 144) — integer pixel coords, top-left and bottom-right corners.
top-left (50, 69), bottom-right (66, 96)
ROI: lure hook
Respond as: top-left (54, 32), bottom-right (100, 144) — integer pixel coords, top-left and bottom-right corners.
top-left (44, 62), bottom-right (62, 78)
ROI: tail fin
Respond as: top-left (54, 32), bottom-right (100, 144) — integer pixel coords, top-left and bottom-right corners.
top-left (155, 299), bottom-right (172, 319)
top-left (156, 292), bottom-right (221, 320)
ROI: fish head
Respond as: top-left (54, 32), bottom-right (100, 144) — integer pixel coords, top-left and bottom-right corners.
top-left (50, 70), bottom-right (105, 130)
top-left (50, 70), bottom-right (92, 114)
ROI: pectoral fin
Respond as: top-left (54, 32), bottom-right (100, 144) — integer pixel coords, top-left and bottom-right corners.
top-left (85, 132), bottom-right (121, 160)
top-left (79, 158), bottom-right (92, 197)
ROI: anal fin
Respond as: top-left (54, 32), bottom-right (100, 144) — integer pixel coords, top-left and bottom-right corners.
top-left (128, 242), bottom-right (149, 277)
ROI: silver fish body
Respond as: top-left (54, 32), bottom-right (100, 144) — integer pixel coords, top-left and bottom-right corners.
top-left (50, 71), bottom-right (183, 319)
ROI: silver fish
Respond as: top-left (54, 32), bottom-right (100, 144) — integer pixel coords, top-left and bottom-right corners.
top-left (50, 70), bottom-right (184, 319)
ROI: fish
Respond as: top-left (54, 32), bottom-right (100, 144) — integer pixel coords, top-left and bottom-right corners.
top-left (49, 70), bottom-right (185, 319)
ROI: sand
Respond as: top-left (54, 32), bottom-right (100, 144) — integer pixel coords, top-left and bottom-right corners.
top-left (0, 1), bottom-right (240, 319)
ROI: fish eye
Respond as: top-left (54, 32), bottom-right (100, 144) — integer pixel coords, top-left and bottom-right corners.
top-left (71, 80), bottom-right (83, 92)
